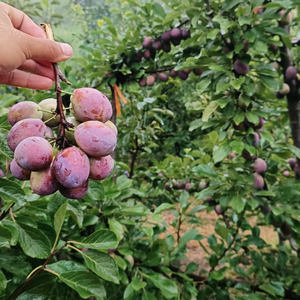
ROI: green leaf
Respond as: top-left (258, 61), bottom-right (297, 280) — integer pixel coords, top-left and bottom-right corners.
top-left (154, 203), bottom-right (174, 215)
top-left (179, 190), bottom-right (189, 209)
top-left (202, 101), bottom-right (219, 122)
top-left (142, 290), bottom-right (157, 300)
top-left (17, 222), bottom-right (51, 259)
top-left (59, 271), bottom-right (106, 299)
top-left (0, 270), bottom-right (6, 295)
top-left (192, 165), bottom-right (217, 176)
top-left (259, 282), bottom-right (284, 297)
top-left (213, 144), bottom-right (231, 163)
top-left (162, 11), bottom-right (181, 24)
top-left (0, 225), bottom-right (12, 247)
top-left (246, 112), bottom-right (259, 125)
top-left (0, 177), bottom-right (26, 206)
top-left (152, 3), bottom-right (165, 18)
top-left (196, 78), bottom-right (211, 93)
top-left (286, 144), bottom-right (300, 159)
top-left (231, 196), bottom-right (245, 213)
top-left (215, 223), bottom-right (229, 240)
top-left (230, 140), bottom-right (244, 153)
top-left (53, 201), bottom-right (68, 239)
top-left (67, 201), bottom-right (83, 228)
top-left (230, 77), bottom-right (245, 90)
top-left (80, 229), bottom-right (118, 250)
top-left (108, 218), bottom-right (123, 241)
top-left (212, 16), bottom-right (235, 31)
top-left (47, 261), bottom-right (87, 275)
top-left (178, 229), bottom-right (199, 248)
top-left (146, 273), bottom-right (178, 299)
top-left (260, 75), bottom-right (280, 92)
top-left (233, 110), bottom-right (245, 125)
top-left (222, 0), bottom-right (242, 10)
top-left (0, 128), bottom-right (13, 159)
top-left (116, 175), bottom-right (132, 190)
top-left (185, 262), bottom-right (199, 274)
top-left (132, 278), bottom-right (147, 291)
top-left (81, 250), bottom-right (119, 283)
top-left (191, 205), bottom-right (206, 214)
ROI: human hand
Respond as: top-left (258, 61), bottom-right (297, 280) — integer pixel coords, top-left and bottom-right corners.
top-left (0, 2), bottom-right (73, 90)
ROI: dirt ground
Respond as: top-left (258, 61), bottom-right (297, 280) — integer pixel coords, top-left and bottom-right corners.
top-left (159, 204), bottom-right (279, 273)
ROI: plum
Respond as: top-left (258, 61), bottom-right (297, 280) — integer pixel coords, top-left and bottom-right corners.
top-left (8, 101), bottom-right (43, 126)
top-left (253, 172), bottom-right (264, 190)
top-left (242, 150), bottom-right (256, 161)
top-left (161, 31), bottom-right (171, 42)
top-left (15, 137), bottom-right (53, 171)
top-left (275, 91), bottom-right (285, 99)
top-left (244, 116), bottom-right (264, 129)
top-left (139, 77), bottom-right (147, 87)
top-left (252, 132), bottom-right (260, 147)
top-left (135, 51), bottom-right (143, 62)
top-left (199, 182), bottom-right (207, 190)
top-left (144, 50), bottom-right (151, 60)
top-left (10, 159), bottom-right (31, 180)
top-left (193, 67), bottom-right (203, 76)
top-left (242, 40), bottom-right (249, 53)
top-left (152, 41), bottom-right (162, 50)
top-left (39, 98), bottom-right (64, 127)
top-left (75, 121), bottom-right (117, 157)
top-left (283, 170), bottom-right (290, 177)
top-left (45, 126), bottom-right (54, 138)
top-left (142, 37), bottom-right (152, 49)
top-left (30, 164), bottom-right (60, 196)
top-left (181, 27), bottom-right (191, 40)
top-left (215, 205), bottom-right (222, 215)
top-left (287, 158), bottom-right (297, 170)
top-left (146, 75), bottom-right (156, 86)
top-left (124, 255), bottom-right (134, 267)
top-left (70, 88), bottom-right (112, 123)
top-left (105, 121), bottom-right (117, 136)
top-left (279, 83), bottom-right (290, 95)
top-left (278, 10), bottom-right (293, 25)
top-left (7, 117), bottom-right (47, 152)
top-left (229, 152), bottom-right (236, 159)
top-left (251, 158), bottom-right (267, 173)
top-left (234, 60), bottom-right (249, 75)
top-left (233, 122), bottom-right (244, 131)
top-left (280, 221), bottom-right (293, 239)
top-left (162, 42), bottom-right (171, 53)
top-left (158, 173), bottom-right (163, 177)
top-left (158, 73), bottom-right (169, 82)
top-left (0, 169), bottom-right (4, 177)
top-left (124, 171), bottom-right (130, 178)
top-left (285, 66), bottom-right (297, 82)
top-left (65, 117), bottom-right (81, 145)
top-left (269, 44), bottom-right (278, 52)
top-left (171, 39), bottom-right (181, 46)
top-left (169, 70), bottom-right (178, 78)
top-left (260, 204), bottom-right (271, 214)
top-left (184, 69), bottom-right (192, 74)
top-left (89, 155), bottom-right (114, 180)
top-left (165, 182), bottom-right (170, 191)
top-left (151, 74), bottom-right (158, 81)
top-left (185, 183), bottom-right (191, 191)
top-left (178, 71), bottom-right (189, 80)
top-left (60, 180), bottom-right (89, 199)
top-left (53, 147), bottom-right (90, 189)
top-left (171, 28), bottom-right (181, 39)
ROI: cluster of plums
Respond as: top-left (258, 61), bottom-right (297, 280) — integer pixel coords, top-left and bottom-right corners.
top-left (6, 88), bottom-right (117, 199)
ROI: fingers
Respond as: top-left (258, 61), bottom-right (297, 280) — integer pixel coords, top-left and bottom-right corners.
top-left (17, 30), bottom-right (73, 63)
top-left (18, 60), bottom-right (55, 81)
top-left (0, 2), bottom-right (46, 38)
top-left (0, 70), bottom-right (54, 90)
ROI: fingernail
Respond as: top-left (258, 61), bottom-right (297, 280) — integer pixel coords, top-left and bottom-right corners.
top-left (60, 43), bottom-right (73, 57)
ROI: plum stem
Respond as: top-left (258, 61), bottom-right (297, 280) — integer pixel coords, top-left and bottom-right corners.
top-left (60, 90), bottom-right (74, 95)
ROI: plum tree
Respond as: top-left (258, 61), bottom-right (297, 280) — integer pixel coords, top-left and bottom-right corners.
top-left (70, 88), bottom-right (112, 123)
top-left (10, 159), bottom-right (31, 180)
top-left (74, 121), bottom-right (117, 157)
top-left (14, 137), bottom-right (53, 171)
top-left (39, 98), bottom-right (64, 127)
top-left (7, 119), bottom-right (47, 151)
top-left (7, 101), bottom-right (43, 126)
top-left (89, 155), bottom-right (114, 180)
top-left (53, 147), bottom-right (90, 189)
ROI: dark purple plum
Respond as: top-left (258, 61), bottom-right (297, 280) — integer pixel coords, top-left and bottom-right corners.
top-left (124, 171), bottom-right (130, 178)
top-left (162, 42), bottom-right (171, 53)
top-left (193, 67), bottom-right (203, 76)
top-left (171, 28), bottom-right (181, 39)
top-left (75, 121), bottom-right (117, 157)
top-left (15, 137), bottom-right (53, 171)
top-left (251, 158), bottom-right (267, 173)
top-left (152, 41), bottom-right (162, 50)
top-left (287, 158), bottom-right (297, 170)
top-left (135, 51), bottom-right (143, 62)
top-left (215, 205), bottom-right (222, 215)
top-left (7, 119), bottom-right (47, 151)
top-left (169, 70), bottom-right (178, 78)
top-left (242, 150), bottom-right (256, 161)
top-left (181, 27), bottom-right (191, 40)
top-left (165, 182), bottom-right (170, 191)
top-left (0, 169), bottom-right (4, 177)
top-left (269, 44), bottom-right (278, 52)
top-left (60, 180), bottom-right (89, 199)
top-left (171, 39), bottom-right (181, 46)
top-left (285, 66), bottom-right (297, 82)
top-left (144, 50), bottom-right (151, 60)
top-left (178, 71), bottom-right (189, 80)
top-left (53, 147), bottom-right (90, 189)
top-left (185, 183), bottom-right (191, 191)
top-left (234, 60), bottom-right (249, 75)
top-left (253, 173), bottom-right (264, 190)
top-left (242, 40), bottom-right (249, 53)
top-left (89, 155), bottom-right (114, 180)
top-left (275, 91), bottom-right (285, 99)
top-left (161, 31), bottom-right (171, 42)
top-left (10, 159), bottom-right (31, 180)
top-left (158, 73), bottom-right (169, 82)
top-left (280, 221), bottom-right (293, 239)
top-left (252, 132), bottom-right (260, 147)
top-left (233, 122), bottom-right (244, 131)
top-left (260, 204), bottom-right (271, 214)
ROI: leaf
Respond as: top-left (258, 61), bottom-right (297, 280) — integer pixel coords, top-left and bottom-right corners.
top-left (153, 203), bottom-right (174, 215)
top-left (0, 225), bottom-right (12, 247)
top-left (286, 144), bottom-right (300, 159)
top-left (59, 271), bottom-right (106, 299)
top-left (0, 128), bottom-right (13, 159)
top-left (212, 16), bottom-right (235, 31)
top-left (132, 278), bottom-right (147, 291)
top-left (202, 101), bottom-right (219, 122)
top-left (213, 144), bottom-right (231, 163)
top-left (147, 273), bottom-right (178, 299)
top-left (0, 177), bottom-right (26, 206)
top-left (152, 3), bottom-right (165, 18)
top-left (179, 190), bottom-right (189, 209)
top-left (178, 229), bottom-right (199, 248)
top-left (260, 75), bottom-right (280, 92)
top-left (80, 229), bottom-right (118, 250)
top-left (17, 222), bottom-right (51, 259)
top-left (47, 261), bottom-right (87, 275)
top-left (196, 78), bottom-right (211, 93)
top-left (230, 77), bottom-right (245, 90)
top-left (231, 196), bottom-right (245, 213)
top-left (108, 218), bottom-right (123, 241)
top-left (81, 250), bottom-right (119, 283)
top-left (191, 205), bottom-right (206, 214)
top-left (259, 282), bottom-right (284, 297)
top-left (185, 262), bottom-right (199, 274)
top-left (0, 270), bottom-right (6, 295)
top-left (215, 223), bottom-right (229, 240)
top-left (67, 201), bottom-right (83, 228)
top-left (192, 165), bottom-right (217, 176)
top-left (162, 11), bottom-right (182, 24)
top-left (53, 201), bottom-right (68, 238)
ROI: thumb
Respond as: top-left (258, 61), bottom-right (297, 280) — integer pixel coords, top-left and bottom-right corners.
top-left (17, 30), bottom-right (73, 63)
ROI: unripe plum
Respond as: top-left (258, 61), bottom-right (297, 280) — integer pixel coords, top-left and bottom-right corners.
top-left (234, 60), bottom-right (249, 75)
top-left (124, 255), bottom-right (134, 267)
top-left (181, 27), bottom-right (191, 40)
top-left (169, 70), bottom-right (178, 78)
top-left (162, 42), bottom-right (171, 53)
top-left (185, 183), bottom-right (191, 191)
top-left (279, 83), bottom-right (290, 95)
top-left (65, 117), bottom-right (81, 145)
top-left (287, 158), bottom-right (297, 170)
top-left (251, 158), bottom-right (267, 173)
top-left (215, 205), bottom-right (222, 215)
top-left (0, 169), bottom-right (4, 177)
top-left (161, 31), bottom-right (171, 42)
top-left (89, 155), bottom-right (114, 180)
top-left (252, 132), bottom-right (260, 147)
top-left (193, 67), bottom-right (203, 76)
top-left (8, 101), bottom-right (43, 126)
top-left (253, 172), bottom-right (264, 190)
top-left (242, 150), bottom-right (256, 161)
top-left (158, 73), bottom-right (169, 82)
top-left (30, 164), bottom-right (60, 196)
top-left (10, 159), bottom-right (31, 180)
top-left (39, 98), bottom-right (64, 127)
top-left (75, 121), bottom-right (117, 157)
top-left (278, 10), bottom-right (293, 25)
top-left (199, 182), bottom-right (207, 190)
top-left (144, 50), bottom-right (151, 60)
top-left (60, 180), bottom-right (89, 199)
top-left (105, 121), bottom-right (117, 136)
top-left (7, 119), bottom-right (47, 151)
top-left (285, 66), bottom-right (297, 82)
top-left (70, 88), bottom-right (112, 123)
top-left (139, 77), bottom-right (147, 87)
top-left (152, 41), bottom-right (162, 50)
top-left (53, 147), bottom-right (90, 189)
top-left (45, 126), bottom-right (54, 138)
top-left (146, 75), bottom-right (156, 86)
top-left (269, 44), bottom-right (278, 52)
top-left (142, 37), bottom-right (152, 48)
top-left (178, 71), bottom-right (189, 80)
top-left (15, 137), bottom-right (53, 171)
top-left (283, 170), bottom-right (290, 177)
top-left (165, 182), bottom-right (170, 191)
top-left (171, 28), bottom-right (181, 39)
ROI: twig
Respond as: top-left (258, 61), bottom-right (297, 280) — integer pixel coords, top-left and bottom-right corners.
top-left (129, 135), bottom-right (139, 178)
top-left (144, 66), bottom-right (175, 74)
top-left (0, 203), bottom-right (15, 221)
